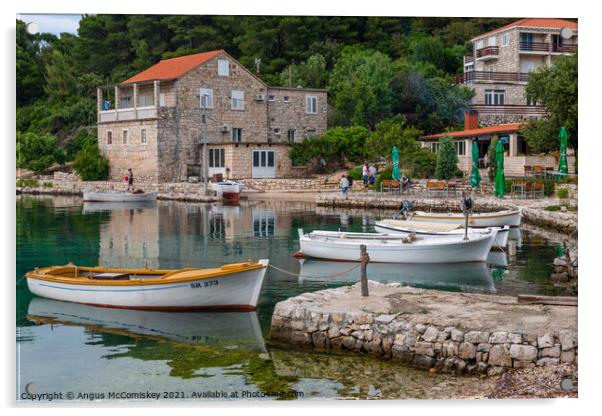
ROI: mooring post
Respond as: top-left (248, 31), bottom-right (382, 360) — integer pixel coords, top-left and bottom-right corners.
top-left (464, 211), bottom-right (469, 240)
top-left (360, 244), bottom-right (370, 296)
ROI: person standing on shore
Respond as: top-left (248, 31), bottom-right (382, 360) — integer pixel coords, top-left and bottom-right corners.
top-left (126, 168), bottom-right (134, 191)
top-left (369, 164), bottom-right (377, 187)
top-left (362, 164), bottom-right (370, 189)
top-left (339, 175), bottom-right (350, 199)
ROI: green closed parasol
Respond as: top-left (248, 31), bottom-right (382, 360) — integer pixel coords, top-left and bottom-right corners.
top-left (470, 141), bottom-right (481, 188)
top-left (493, 140), bottom-right (505, 198)
top-left (557, 127), bottom-right (569, 179)
top-left (392, 145), bottom-right (401, 180)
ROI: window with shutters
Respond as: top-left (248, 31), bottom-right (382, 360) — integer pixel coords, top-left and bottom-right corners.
top-left (218, 60), bottom-right (229, 76)
top-left (305, 96), bottom-right (317, 114)
top-left (231, 90), bottom-right (244, 110)
top-left (200, 88), bottom-right (214, 108)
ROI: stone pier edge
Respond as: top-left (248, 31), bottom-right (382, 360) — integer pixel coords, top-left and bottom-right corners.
top-left (270, 283), bottom-right (578, 376)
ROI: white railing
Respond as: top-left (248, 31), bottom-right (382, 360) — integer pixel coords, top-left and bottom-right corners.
top-left (99, 106), bottom-right (157, 123)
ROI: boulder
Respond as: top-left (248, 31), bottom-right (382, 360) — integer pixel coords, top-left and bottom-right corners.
top-left (488, 344), bottom-right (512, 367)
top-left (450, 328), bottom-right (464, 342)
top-left (539, 345), bottom-right (561, 358)
top-left (422, 326), bottom-right (439, 342)
top-left (458, 342), bottom-right (477, 360)
top-left (559, 331), bottom-right (577, 351)
top-left (490, 332), bottom-right (508, 344)
top-left (509, 344), bottom-right (538, 361)
top-left (537, 333), bottom-right (555, 348)
top-left (465, 331), bottom-right (490, 344)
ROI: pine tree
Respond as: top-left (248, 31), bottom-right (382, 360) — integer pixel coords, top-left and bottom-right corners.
top-left (435, 136), bottom-right (459, 180)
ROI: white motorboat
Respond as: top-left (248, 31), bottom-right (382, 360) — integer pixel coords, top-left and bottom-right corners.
top-left (82, 189), bottom-right (156, 203)
top-left (297, 259), bottom-right (496, 293)
top-left (407, 208), bottom-right (521, 227)
top-left (26, 260), bottom-right (269, 311)
top-left (374, 219), bottom-right (510, 248)
top-left (27, 298), bottom-right (266, 352)
top-left (210, 180), bottom-right (244, 199)
top-left (297, 228), bottom-right (497, 263)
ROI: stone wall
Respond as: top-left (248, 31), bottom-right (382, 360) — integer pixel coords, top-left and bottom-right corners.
top-left (271, 282), bottom-right (577, 376)
top-left (239, 178), bottom-right (338, 191)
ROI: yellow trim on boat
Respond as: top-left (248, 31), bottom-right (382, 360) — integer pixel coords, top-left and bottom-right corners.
top-left (25, 262), bottom-right (266, 286)
top-left (414, 211), bottom-right (518, 220)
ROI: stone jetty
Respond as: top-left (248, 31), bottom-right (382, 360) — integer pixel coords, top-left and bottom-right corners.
top-left (270, 281), bottom-right (577, 376)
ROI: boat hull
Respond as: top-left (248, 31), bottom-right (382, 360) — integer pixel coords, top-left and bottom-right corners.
top-left (26, 260), bottom-right (268, 311)
top-left (82, 190), bottom-right (157, 203)
top-left (410, 209), bottom-right (521, 227)
top-left (299, 231), bottom-right (496, 263)
top-left (374, 223), bottom-right (510, 248)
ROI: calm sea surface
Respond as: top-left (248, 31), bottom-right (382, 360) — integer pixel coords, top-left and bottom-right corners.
top-left (16, 196), bottom-right (575, 401)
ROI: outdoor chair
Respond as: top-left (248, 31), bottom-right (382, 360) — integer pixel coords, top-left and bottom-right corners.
top-left (511, 182), bottom-right (527, 198)
top-left (531, 182), bottom-right (545, 198)
top-left (390, 180), bottom-right (400, 193)
top-left (426, 180), bottom-right (447, 198)
top-left (380, 179), bottom-right (391, 192)
top-left (524, 165), bottom-right (533, 177)
top-left (533, 165), bottom-right (544, 178)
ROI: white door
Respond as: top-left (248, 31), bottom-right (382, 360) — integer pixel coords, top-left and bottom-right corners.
top-left (252, 150), bottom-right (276, 178)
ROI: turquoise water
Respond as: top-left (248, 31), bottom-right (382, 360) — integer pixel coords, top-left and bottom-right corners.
top-left (16, 196), bottom-right (573, 401)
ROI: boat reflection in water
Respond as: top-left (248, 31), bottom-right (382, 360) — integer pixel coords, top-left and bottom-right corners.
top-left (82, 200), bottom-right (157, 213)
top-left (27, 298), bottom-right (266, 353)
top-left (298, 259), bottom-right (496, 293)
top-left (487, 250), bottom-right (508, 268)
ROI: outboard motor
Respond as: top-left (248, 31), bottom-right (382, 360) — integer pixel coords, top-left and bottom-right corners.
top-left (460, 192), bottom-right (473, 240)
top-left (399, 200), bottom-right (414, 219)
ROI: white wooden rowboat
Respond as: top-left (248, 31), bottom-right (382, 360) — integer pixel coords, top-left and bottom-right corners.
top-left (374, 219), bottom-right (510, 248)
top-left (83, 189), bottom-right (156, 203)
top-left (210, 180), bottom-right (243, 195)
top-left (26, 260), bottom-right (269, 311)
top-left (27, 298), bottom-right (266, 352)
top-left (407, 209), bottom-right (521, 227)
top-left (297, 229), bottom-right (497, 263)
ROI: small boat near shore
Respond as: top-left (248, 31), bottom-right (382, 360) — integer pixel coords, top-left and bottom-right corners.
top-left (25, 260), bottom-right (269, 311)
top-left (210, 180), bottom-right (244, 202)
top-left (82, 189), bottom-right (157, 203)
top-left (374, 219), bottom-right (510, 248)
top-left (297, 228), bottom-right (497, 263)
top-left (406, 208), bottom-right (521, 227)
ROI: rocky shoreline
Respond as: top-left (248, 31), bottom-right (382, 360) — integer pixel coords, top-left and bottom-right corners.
top-left (270, 281), bottom-right (577, 377)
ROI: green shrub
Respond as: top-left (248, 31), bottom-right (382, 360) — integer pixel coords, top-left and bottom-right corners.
top-left (487, 136), bottom-right (499, 182)
top-left (348, 166), bottom-right (364, 181)
top-left (16, 178), bottom-right (39, 187)
top-left (16, 131), bottom-right (65, 174)
top-left (557, 188), bottom-right (569, 199)
top-left (505, 178), bottom-right (556, 197)
top-left (544, 205), bottom-right (562, 211)
top-left (403, 148), bottom-right (437, 178)
top-left (73, 143), bottom-right (109, 181)
top-left (43, 181), bottom-right (53, 188)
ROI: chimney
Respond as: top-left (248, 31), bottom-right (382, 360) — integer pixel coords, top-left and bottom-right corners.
top-left (464, 110), bottom-right (478, 131)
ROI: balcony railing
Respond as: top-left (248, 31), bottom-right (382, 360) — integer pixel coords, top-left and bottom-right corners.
top-left (464, 55), bottom-right (475, 65)
top-left (552, 43), bottom-right (577, 53)
top-left (519, 41), bottom-right (550, 52)
top-left (461, 71), bottom-right (530, 83)
top-left (471, 104), bottom-right (547, 116)
top-left (475, 46), bottom-right (499, 59)
top-left (98, 106), bottom-right (158, 123)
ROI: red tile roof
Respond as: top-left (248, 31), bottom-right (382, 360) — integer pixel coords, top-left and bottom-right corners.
top-left (122, 50), bottom-right (223, 84)
top-left (421, 123), bottom-right (522, 140)
top-left (471, 18), bottom-right (577, 41)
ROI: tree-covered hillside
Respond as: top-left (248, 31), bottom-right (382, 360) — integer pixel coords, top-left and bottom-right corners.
top-left (16, 15), bottom-right (515, 174)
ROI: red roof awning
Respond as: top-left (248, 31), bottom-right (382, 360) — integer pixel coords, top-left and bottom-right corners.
top-left (421, 123), bottom-right (522, 140)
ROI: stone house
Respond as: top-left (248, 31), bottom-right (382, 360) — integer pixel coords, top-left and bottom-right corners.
top-left (459, 18), bottom-right (577, 126)
top-left (96, 49), bottom-right (327, 183)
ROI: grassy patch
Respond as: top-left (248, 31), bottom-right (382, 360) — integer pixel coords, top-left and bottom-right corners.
top-left (16, 178), bottom-right (39, 187)
top-left (43, 181), bottom-right (53, 188)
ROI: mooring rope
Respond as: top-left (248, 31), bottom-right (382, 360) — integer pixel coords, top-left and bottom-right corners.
top-left (268, 263), bottom-right (361, 279)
